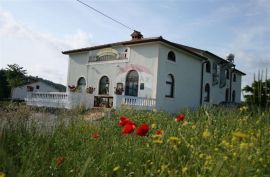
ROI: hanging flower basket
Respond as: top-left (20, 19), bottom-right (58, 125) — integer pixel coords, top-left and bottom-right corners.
top-left (86, 86), bottom-right (96, 94)
top-left (68, 85), bottom-right (77, 92)
top-left (114, 87), bottom-right (124, 95)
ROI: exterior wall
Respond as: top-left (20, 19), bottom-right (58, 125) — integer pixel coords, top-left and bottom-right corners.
top-left (67, 43), bottom-right (159, 99)
top-left (201, 55), bottom-right (243, 105)
top-left (155, 43), bottom-right (203, 113)
top-left (11, 81), bottom-right (59, 100)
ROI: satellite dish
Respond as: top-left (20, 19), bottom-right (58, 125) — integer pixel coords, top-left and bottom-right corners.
top-left (226, 53), bottom-right (235, 63)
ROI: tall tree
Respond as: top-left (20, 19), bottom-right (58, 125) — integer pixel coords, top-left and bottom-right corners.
top-left (5, 64), bottom-right (27, 88)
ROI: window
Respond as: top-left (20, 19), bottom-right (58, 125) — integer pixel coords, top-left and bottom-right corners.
top-left (125, 70), bottom-right (139, 96)
top-left (225, 88), bottom-right (229, 102)
top-left (77, 77), bottom-right (86, 92)
top-left (36, 85), bottom-right (40, 89)
top-left (167, 51), bottom-right (176, 62)
top-left (206, 61), bottom-right (211, 73)
top-left (225, 69), bottom-right (230, 79)
top-left (204, 83), bottom-right (210, 102)
top-left (99, 76), bottom-right (110, 95)
top-left (233, 74), bottom-right (236, 82)
top-left (165, 74), bottom-right (174, 98)
top-left (27, 86), bottom-right (33, 92)
top-left (232, 90), bottom-right (236, 102)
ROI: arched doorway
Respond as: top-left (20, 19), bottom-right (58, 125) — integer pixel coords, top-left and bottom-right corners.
top-left (99, 76), bottom-right (110, 95)
top-left (77, 77), bottom-right (86, 92)
top-left (125, 70), bottom-right (139, 96)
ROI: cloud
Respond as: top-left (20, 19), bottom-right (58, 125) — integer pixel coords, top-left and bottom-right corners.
top-left (0, 9), bottom-right (94, 85)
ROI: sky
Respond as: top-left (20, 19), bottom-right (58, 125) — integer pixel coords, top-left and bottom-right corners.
top-left (0, 0), bottom-right (270, 88)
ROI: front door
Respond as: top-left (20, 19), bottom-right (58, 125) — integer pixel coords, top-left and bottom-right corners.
top-left (125, 70), bottom-right (139, 96)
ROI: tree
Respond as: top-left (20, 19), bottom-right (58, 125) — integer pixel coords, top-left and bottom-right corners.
top-left (0, 69), bottom-right (11, 99)
top-left (243, 79), bottom-right (270, 108)
top-left (5, 64), bottom-right (27, 88)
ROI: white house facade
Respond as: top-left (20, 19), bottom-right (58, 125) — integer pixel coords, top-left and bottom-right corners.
top-left (26, 31), bottom-right (245, 113)
top-left (12, 81), bottom-right (60, 101)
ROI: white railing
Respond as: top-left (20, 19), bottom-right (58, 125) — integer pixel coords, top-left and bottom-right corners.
top-left (113, 95), bottom-right (156, 110)
top-left (25, 92), bottom-right (94, 109)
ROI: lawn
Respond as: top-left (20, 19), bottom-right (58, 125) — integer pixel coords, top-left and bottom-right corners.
top-left (0, 104), bottom-right (269, 177)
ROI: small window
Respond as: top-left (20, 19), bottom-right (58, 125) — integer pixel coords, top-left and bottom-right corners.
top-left (36, 85), bottom-right (40, 89)
top-left (140, 83), bottom-right (144, 90)
top-left (77, 77), bottom-right (86, 92)
top-left (204, 83), bottom-right (210, 102)
top-left (27, 86), bottom-right (34, 92)
top-left (165, 74), bottom-right (174, 98)
top-left (206, 61), bottom-right (211, 73)
top-left (167, 51), bottom-right (176, 62)
top-left (233, 74), bottom-right (236, 82)
top-left (232, 90), bottom-right (236, 102)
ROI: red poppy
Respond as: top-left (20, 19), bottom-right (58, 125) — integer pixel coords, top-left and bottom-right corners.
top-left (122, 123), bottom-right (136, 135)
top-left (56, 156), bottom-right (65, 167)
top-left (176, 114), bottom-right (185, 122)
top-left (136, 124), bottom-right (150, 136)
top-left (118, 116), bottom-right (133, 126)
top-left (155, 129), bottom-right (164, 135)
top-left (91, 133), bottom-right (99, 139)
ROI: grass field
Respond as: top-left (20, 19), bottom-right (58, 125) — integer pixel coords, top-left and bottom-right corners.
top-left (0, 103), bottom-right (270, 177)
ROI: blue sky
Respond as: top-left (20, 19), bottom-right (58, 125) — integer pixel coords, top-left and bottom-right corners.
top-left (0, 0), bottom-right (270, 88)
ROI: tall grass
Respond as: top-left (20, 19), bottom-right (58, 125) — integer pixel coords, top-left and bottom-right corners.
top-left (0, 105), bottom-right (269, 177)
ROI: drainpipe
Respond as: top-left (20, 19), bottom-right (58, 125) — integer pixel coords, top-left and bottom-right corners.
top-left (200, 60), bottom-right (208, 105)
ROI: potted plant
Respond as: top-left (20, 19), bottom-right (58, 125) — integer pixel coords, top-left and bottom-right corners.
top-left (86, 86), bottom-right (96, 94)
top-left (68, 85), bottom-right (77, 92)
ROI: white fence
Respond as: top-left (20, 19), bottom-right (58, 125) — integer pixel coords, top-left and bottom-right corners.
top-left (25, 92), bottom-right (94, 109)
top-left (113, 95), bottom-right (156, 110)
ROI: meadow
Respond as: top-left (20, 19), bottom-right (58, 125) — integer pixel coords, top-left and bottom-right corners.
top-left (0, 103), bottom-right (269, 177)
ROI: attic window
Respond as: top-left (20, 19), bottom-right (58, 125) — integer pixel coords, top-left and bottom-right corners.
top-left (27, 86), bottom-right (33, 92)
top-left (168, 51), bottom-right (176, 62)
top-left (36, 85), bottom-right (40, 89)
top-left (206, 61), bottom-right (211, 73)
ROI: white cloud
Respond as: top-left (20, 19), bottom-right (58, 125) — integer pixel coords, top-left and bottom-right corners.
top-left (0, 9), bottom-right (94, 85)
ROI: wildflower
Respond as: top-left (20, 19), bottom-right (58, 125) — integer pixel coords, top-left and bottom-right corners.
top-left (239, 106), bottom-right (248, 112)
top-left (122, 123), bottom-right (136, 135)
top-left (168, 136), bottom-right (180, 142)
top-left (113, 165), bottom-right (120, 172)
top-left (232, 131), bottom-right (248, 141)
top-left (153, 140), bottom-right (163, 144)
top-left (182, 166), bottom-right (188, 174)
top-left (191, 125), bottom-right (196, 129)
top-left (91, 133), bottom-right (99, 139)
top-left (155, 129), bottom-right (164, 136)
top-left (0, 172), bottom-right (6, 177)
top-left (136, 124), bottom-right (150, 136)
top-left (202, 129), bottom-right (211, 139)
top-left (56, 156), bottom-right (65, 167)
top-left (240, 142), bottom-right (249, 150)
top-left (118, 116), bottom-right (134, 126)
top-left (151, 123), bottom-right (157, 129)
top-left (175, 114), bottom-right (185, 122)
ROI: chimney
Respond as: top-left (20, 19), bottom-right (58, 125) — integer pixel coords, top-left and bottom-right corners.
top-left (131, 30), bottom-right (143, 40)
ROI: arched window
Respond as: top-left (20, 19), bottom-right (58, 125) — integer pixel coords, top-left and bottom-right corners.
top-left (233, 74), bottom-right (236, 82)
top-left (165, 74), bottom-right (174, 98)
top-left (232, 90), bottom-right (236, 102)
top-left (99, 76), bottom-right (109, 95)
top-left (77, 77), bottom-right (86, 92)
top-left (125, 70), bottom-right (139, 96)
top-left (225, 88), bottom-right (229, 102)
top-left (204, 83), bottom-right (210, 102)
top-left (206, 61), bottom-right (211, 73)
top-left (168, 51), bottom-right (176, 62)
